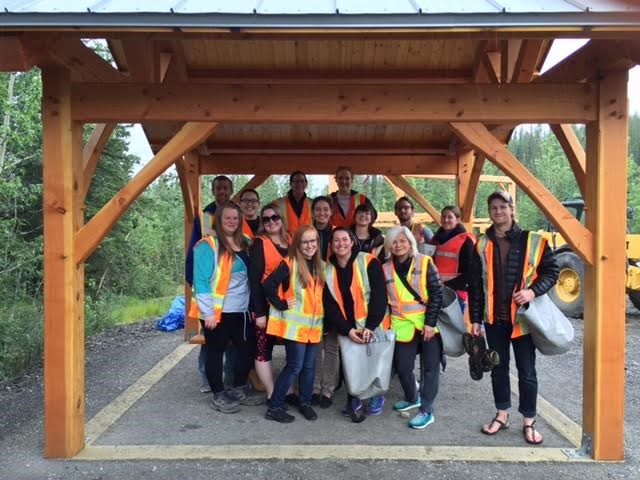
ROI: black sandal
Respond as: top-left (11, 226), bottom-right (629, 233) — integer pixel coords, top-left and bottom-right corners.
top-left (481, 413), bottom-right (510, 435)
top-left (523, 420), bottom-right (543, 445)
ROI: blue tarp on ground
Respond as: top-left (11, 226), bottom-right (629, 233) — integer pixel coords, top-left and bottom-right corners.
top-left (156, 296), bottom-right (185, 332)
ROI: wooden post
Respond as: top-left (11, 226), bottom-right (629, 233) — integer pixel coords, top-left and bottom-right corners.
top-left (456, 149), bottom-right (477, 230)
top-left (42, 66), bottom-right (85, 457)
top-left (583, 70), bottom-right (628, 460)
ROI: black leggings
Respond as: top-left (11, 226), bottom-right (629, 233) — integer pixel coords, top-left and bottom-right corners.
top-left (201, 312), bottom-right (256, 394)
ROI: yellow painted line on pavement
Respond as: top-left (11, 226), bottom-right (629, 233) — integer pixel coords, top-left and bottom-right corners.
top-left (84, 342), bottom-right (196, 446)
top-left (510, 375), bottom-right (583, 447)
top-left (75, 444), bottom-right (589, 462)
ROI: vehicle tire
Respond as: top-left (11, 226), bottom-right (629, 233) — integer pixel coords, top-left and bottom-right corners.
top-left (547, 251), bottom-right (585, 318)
top-left (629, 290), bottom-right (640, 312)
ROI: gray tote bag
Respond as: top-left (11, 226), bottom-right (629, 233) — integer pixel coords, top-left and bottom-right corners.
top-left (338, 328), bottom-right (396, 399)
top-left (517, 294), bottom-right (574, 355)
top-left (437, 286), bottom-right (467, 357)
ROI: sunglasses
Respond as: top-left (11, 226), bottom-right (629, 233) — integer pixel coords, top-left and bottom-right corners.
top-left (261, 214), bottom-right (282, 224)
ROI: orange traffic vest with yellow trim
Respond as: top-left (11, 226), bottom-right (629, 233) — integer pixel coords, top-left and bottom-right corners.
top-left (274, 196), bottom-right (312, 237)
top-left (383, 254), bottom-right (436, 342)
top-left (259, 235), bottom-right (288, 282)
top-left (325, 252), bottom-right (390, 330)
top-left (331, 192), bottom-right (367, 228)
top-left (188, 236), bottom-right (233, 321)
top-left (242, 218), bottom-right (255, 241)
top-left (433, 232), bottom-right (476, 282)
top-left (266, 258), bottom-right (324, 343)
top-left (477, 231), bottom-right (546, 338)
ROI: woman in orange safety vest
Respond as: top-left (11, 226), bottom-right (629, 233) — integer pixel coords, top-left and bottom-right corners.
top-left (262, 225), bottom-right (325, 423)
top-left (430, 205), bottom-right (476, 311)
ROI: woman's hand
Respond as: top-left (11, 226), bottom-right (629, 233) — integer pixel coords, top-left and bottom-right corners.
top-left (471, 323), bottom-right (482, 337)
top-left (286, 298), bottom-right (296, 309)
top-left (204, 315), bottom-right (217, 330)
top-left (513, 288), bottom-right (535, 306)
top-left (423, 325), bottom-right (436, 341)
top-left (348, 328), bottom-right (365, 344)
top-left (361, 328), bottom-right (374, 343)
top-left (255, 315), bottom-right (267, 329)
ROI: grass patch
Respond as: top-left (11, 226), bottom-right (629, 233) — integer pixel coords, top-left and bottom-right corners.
top-left (107, 296), bottom-right (174, 325)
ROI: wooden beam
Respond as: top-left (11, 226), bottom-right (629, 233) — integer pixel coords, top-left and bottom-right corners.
top-left (71, 82), bottom-right (598, 123)
top-left (231, 175), bottom-right (269, 203)
top-left (538, 40), bottom-right (639, 84)
top-left (199, 154), bottom-right (457, 176)
top-left (386, 175), bottom-right (441, 227)
top-left (550, 124), bottom-right (586, 198)
top-left (74, 122), bottom-right (217, 264)
top-left (119, 37), bottom-right (156, 82)
top-left (42, 66), bottom-right (85, 458)
top-left (450, 122), bottom-right (593, 264)
top-left (383, 176), bottom-right (405, 200)
top-left (512, 39), bottom-right (547, 83)
top-left (81, 123), bottom-right (116, 201)
top-left (175, 156), bottom-right (196, 223)
top-left (457, 149), bottom-right (479, 225)
top-left (583, 70), bottom-right (628, 461)
top-left (0, 36), bottom-right (36, 71)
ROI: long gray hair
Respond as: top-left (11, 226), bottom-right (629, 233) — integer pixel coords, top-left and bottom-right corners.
top-left (384, 225), bottom-right (418, 259)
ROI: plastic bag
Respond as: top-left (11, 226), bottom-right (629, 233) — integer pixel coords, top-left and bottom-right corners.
top-left (517, 293), bottom-right (574, 355)
top-left (437, 286), bottom-right (467, 357)
top-left (338, 328), bottom-right (396, 399)
top-left (156, 296), bottom-right (185, 332)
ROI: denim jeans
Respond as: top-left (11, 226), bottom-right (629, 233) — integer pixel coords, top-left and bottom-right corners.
top-left (393, 332), bottom-right (442, 414)
top-left (485, 321), bottom-right (538, 418)
top-left (270, 340), bottom-right (319, 409)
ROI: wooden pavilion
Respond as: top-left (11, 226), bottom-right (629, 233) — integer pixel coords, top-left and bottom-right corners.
top-left (1, 0), bottom-right (639, 461)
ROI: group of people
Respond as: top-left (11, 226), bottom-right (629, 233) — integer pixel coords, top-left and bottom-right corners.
top-left (188, 168), bottom-right (559, 445)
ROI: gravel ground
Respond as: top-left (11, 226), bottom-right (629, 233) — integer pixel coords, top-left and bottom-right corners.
top-left (0, 303), bottom-right (638, 480)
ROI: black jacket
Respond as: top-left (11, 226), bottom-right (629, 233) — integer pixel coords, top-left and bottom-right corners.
top-left (322, 250), bottom-right (388, 336)
top-left (469, 223), bottom-right (559, 325)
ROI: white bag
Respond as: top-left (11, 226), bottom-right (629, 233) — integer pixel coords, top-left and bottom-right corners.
top-left (437, 286), bottom-right (467, 357)
top-left (517, 294), bottom-right (574, 355)
top-left (338, 328), bottom-right (396, 399)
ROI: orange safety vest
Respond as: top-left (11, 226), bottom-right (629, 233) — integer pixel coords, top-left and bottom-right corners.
top-left (267, 258), bottom-right (324, 343)
top-left (477, 231), bottom-right (546, 339)
top-left (325, 252), bottom-right (391, 330)
top-left (274, 196), bottom-right (312, 237)
top-left (188, 236), bottom-right (233, 321)
top-left (242, 218), bottom-right (255, 241)
top-left (331, 192), bottom-right (368, 228)
top-left (433, 232), bottom-right (476, 282)
top-left (383, 254), bottom-right (435, 342)
top-left (259, 235), bottom-right (288, 281)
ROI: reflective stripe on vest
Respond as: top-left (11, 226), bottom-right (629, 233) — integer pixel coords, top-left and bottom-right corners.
top-left (477, 231), bottom-right (547, 338)
top-left (331, 192), bottom-right (367, 228)
top-left (187, 236), bottom-right (233, 322)
top-left (267, 258), bottom-right (324, 343)
top-left (433, 232), bottom-right (475, 282)
top-left (383, 254), bottom-right (434, 342)
top-left (275, 197), bottom-right (312, 237)
top-left (325, 252), bottom-right (372, 329)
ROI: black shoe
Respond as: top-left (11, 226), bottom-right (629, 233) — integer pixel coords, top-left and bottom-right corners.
top-left (350, 408), bottom-right (366, 423)
top-left (266, 408), bottom-right (295, 423)
top-left (266, 398), bottom-right (288, 411)
top-left (299, 405), bottom-right (318, 421)
top-left (481, 349), bottom-right (500, 372)
top-left (284, 393), bottom-right (300, 407)
top-left (319, 395), bottom-right (333, 409)
top-left (469, 355), bottom-right (484, 381)
top-left (311, 393), bottom-right (321, 406)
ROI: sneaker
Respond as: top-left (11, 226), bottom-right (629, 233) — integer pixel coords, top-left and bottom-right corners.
top-left (299, 405), bottom-right (318, 421)
top-left (284, 393), bottom-right (300, 407)
top-left (265, 408), bottom-right (295, 423)
top-left (409, 411), bottom-right (435, 429)
top-left (211, 392), bottom-right (241, 414)
top-left (341, 398), bottom-right (363, 417)
top-left (393, 398), bottom-right (421, 412)
top-left (200, 383), bottom-right (212, 393)
top-left (228, 385), bottom-right (266, 406)
top-left (266, 398), bottom-right (289, 411)
top-left (366, 395), bottom-right (385, 416)
top-left (319, 395), bottom-right (333, 409)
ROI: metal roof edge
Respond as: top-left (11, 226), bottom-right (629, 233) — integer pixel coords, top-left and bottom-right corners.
top-left (0, 12), bottom-right (640, 29)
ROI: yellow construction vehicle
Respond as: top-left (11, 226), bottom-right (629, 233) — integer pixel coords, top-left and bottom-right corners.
top-left (541, 199), bottom-right (640, 316)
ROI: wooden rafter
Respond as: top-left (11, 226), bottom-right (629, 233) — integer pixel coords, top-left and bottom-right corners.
top-left (386, 175), bottom-right (441, 226)
top-left (74, 122), bottom-right (218, 264)
top-left (71, 82), bottom-right (597, 123)
top-left (450, 122), bottom-right (593, 264)
top-left (512, 39), bottom-right (547, 83)
top-left (119, 36), bottom-right (156, 82)
top-left (538, 39), bottom-right (640, 83)
top-left (231, 175), bottom-right (270, 203)
top-left (199, 154), bottom-right (457, 176)
top-left (81, 123), bottom-right (116, 201)
top-left (550, 124), bottom-right (586, 197)
top-left (0, 36), bottom-right (36, 71)
top-left (175, 156), bottom-right (196, 223)
top-left (383, 176), bottom-right (405, 200)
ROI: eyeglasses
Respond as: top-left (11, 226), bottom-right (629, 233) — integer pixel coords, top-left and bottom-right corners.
top-left (301, 239), bottom-right (317, 246)
top-left (241, 198), bottom-right (259, 204)
top-left (261, 214), bottom-right (282, 224)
